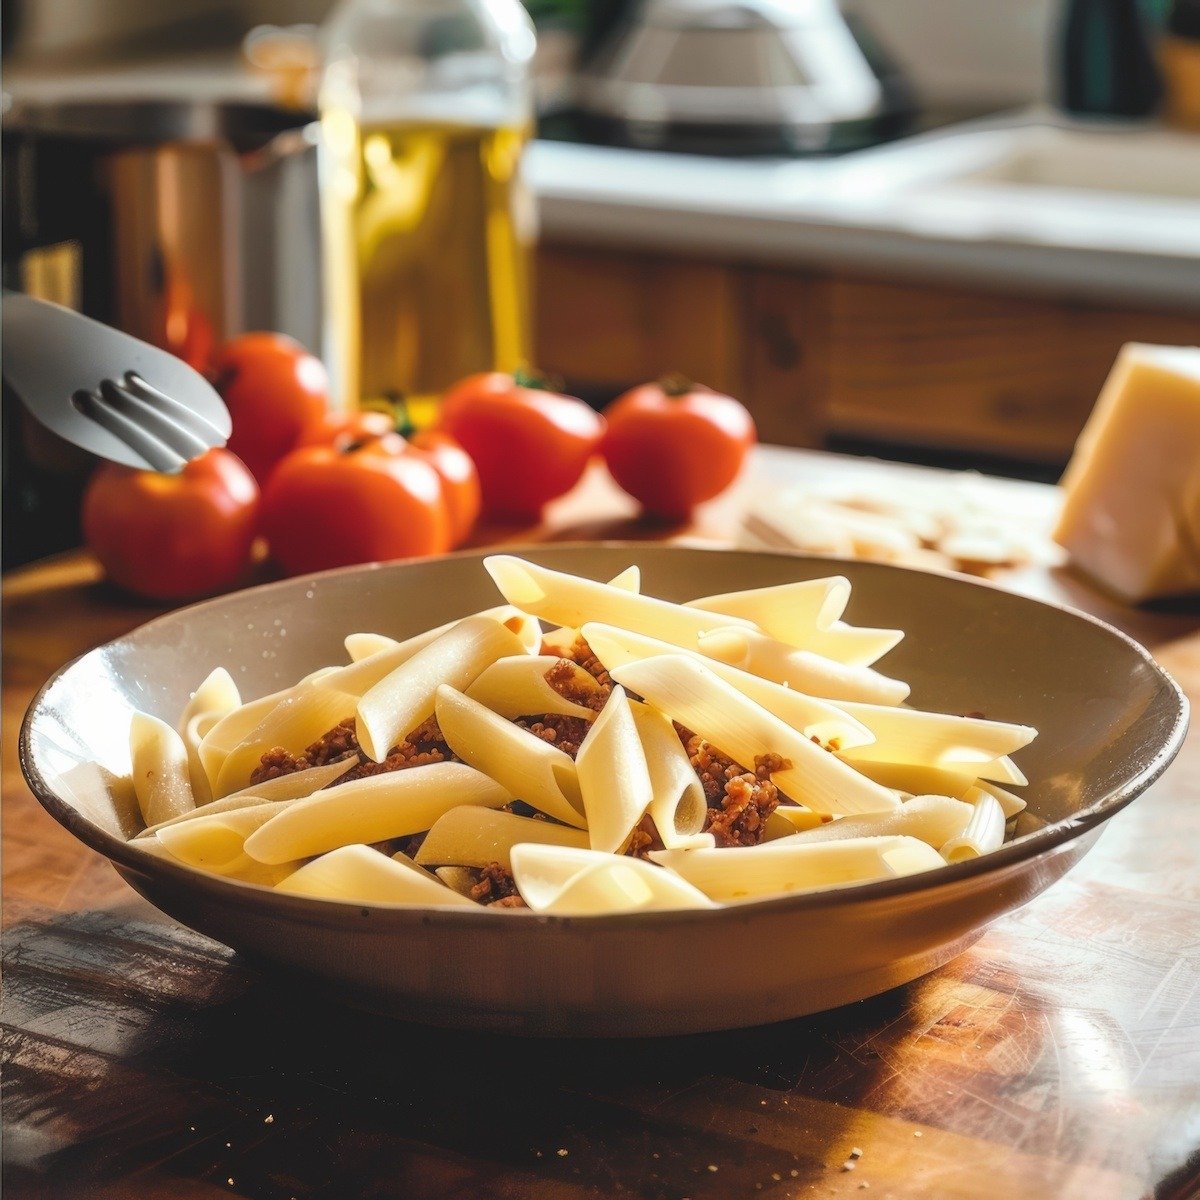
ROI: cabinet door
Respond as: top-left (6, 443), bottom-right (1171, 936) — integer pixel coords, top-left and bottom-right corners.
top-left (820, 277), bottom-right (1200, 462)
top-left (535, 245), bottom-right (745, 400)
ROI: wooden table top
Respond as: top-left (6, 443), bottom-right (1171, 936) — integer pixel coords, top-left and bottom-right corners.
top-left (4, 448), bottom-right (1200, 1200)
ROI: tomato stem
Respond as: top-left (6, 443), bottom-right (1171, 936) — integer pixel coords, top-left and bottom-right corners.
top-left (659, 373), bottom-right (696, 398)
top-left (512, 366), bottom-right (564, 394)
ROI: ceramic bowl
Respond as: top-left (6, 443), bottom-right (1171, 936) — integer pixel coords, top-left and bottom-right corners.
top-left (20, 546), bottom-right (1188, 1036)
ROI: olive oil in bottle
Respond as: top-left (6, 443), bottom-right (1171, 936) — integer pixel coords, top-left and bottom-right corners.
top-left (319, 0), bottom-right (537, 422)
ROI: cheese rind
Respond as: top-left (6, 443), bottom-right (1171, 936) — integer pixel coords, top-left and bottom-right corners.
top-left (1054, 343), bottom-right (1200, 603)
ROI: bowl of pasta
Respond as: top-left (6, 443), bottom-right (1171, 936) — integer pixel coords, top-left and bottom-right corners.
top-left (20, 545), bottom-right (1186, 1036)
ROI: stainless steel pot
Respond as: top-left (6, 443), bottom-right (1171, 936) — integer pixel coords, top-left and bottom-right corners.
top-left (2, 97), bottom-right (323, 361)
top-left (1, 97), bottom-right (323, 567)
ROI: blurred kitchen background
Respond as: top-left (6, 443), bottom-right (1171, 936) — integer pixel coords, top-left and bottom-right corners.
top-left (4, 0), bottom-right (1199, 567)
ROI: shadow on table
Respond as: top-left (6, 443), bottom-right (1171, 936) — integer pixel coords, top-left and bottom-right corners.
top-left (3, 904), bottom-right (921, 1199)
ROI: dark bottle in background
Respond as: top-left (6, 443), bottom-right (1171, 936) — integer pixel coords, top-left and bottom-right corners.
top-left (1061, 0), bottom-right (1164, 116)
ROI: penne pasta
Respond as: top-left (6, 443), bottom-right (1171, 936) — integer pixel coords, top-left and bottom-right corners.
top-left (651, 835), bottom-right (945, 902)
top-left (214, 676), bottom-right (357, 798)
top-left (276, 845), bottom-right (476, 906)
top-left (510, 844), bottom-right (716, 915)
top-left (178, 668), bottom-right (241, 805)
top-left (333, 605), bottom-right (542, 698)
top-left (415, 806), bottom-right (590, 871)
top-left (357, 615), bottom-right (530, 762)
top-left (130, 712), bottom-right (196, 827)
top-left (135, 758), bottom-right (356, 839)
top-left (941, 792), bottom-right (1007, 862)
top-left (686, 578), bottom-right (904, 666)
top-left (344, 632), bottom-right (401, 661)
top-left (157, 803), bottom-right (291, 871)
top-left (628, 701), bottom-right (714, 850)
top-left (974, 755), bottom-right (1029, 787)
top-left (485, 555), bottom-right (757, 651)
top-left (967, 780), bottom-right (1027, 819)
top-left (771, 794), bottom-right (974, 849)
top-left (434, 864), bottom-right (479, 897)
top-left (576, 687), bottom-right (653, 854)
top-left (244, 761), bottom-right (512, 864)
top-left (434, 686), bottom-right (586, 828)
top-left (581, 623), bottom-right (872, 749)
top-left (465, 655), bottom-right (602, 721)
top-left (688, 576), bottom-right (853, 631)
top-left (696, 626), bottom-right (910, 706)
top-left (836, 703), bottom-right (1036, 771)
top-left (850, 760), bottom-right (981, 799)
top-left (611, 656), bottom-right (900, 816)
top-left (763, 807), bottom-right (826, 838)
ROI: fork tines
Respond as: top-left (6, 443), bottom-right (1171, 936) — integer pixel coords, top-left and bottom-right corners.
top-left (72, 372), bottom-right (227, 474)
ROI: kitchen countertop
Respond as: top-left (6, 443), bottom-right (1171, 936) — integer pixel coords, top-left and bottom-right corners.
top-left (4, 448), bottom-right (1200, 1200)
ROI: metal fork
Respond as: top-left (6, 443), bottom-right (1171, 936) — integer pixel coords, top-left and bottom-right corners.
top-left (2, 291), bottom-right (231, 473)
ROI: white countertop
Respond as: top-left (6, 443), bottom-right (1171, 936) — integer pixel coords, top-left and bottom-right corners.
top-left (526, 111), bottom-right (1200, 310)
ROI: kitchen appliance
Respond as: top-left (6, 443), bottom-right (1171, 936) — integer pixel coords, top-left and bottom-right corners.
top-left (578, 0), bottom-right (912, 154)
top-left (3, 292), bottom-right (231, 473)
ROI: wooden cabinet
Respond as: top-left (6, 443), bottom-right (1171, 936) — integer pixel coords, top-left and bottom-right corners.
top-left (535, 243), bottom-right (1200, 465)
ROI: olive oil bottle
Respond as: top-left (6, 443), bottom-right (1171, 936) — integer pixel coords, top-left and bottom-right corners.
top-left (319, 0), bottom-right (537, 422)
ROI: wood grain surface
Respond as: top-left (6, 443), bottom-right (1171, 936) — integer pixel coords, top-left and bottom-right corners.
top-left (4, 449), bottom-right (1200, 1200)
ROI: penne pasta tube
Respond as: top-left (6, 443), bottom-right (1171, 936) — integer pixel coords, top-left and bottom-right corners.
top-left (763, 806), bottom-right (826, 839)
top-left (196, 667), bottom-right (339, 790)
top-left (465, 655), bottom-right (601, 721)
top-left (581, 623), bottom-right (872, 749)
top-left (850, 761), bottom-right (980, 799)
top-left (344, 632), bottom-right (401, 661)
top-left (974, 755), bottom-right (1028, 786)
top-left (415, 807), bottom-right (590, 871)
top-left (135, 758), bottom-right (356, 839)
top-left (537, 566), bottom-right (643, 656)
top-left (966, 781), bottom-right (1027, 819)
top-left (940, 792), bottom-right (1006, 862)
top-left (214, 677), bottom-right (357, 797)
top-left (510, 844), bottom-right (716, 914)
top-left (696, 626), bottom-right (910, 706)
top-left (628, 701), bottom-right (714, 850)
top-left (651, 835), bottom-right (944, 902)
top-left (772, 794), bottom-right (974, 849)
top-left (687, 577), bottom-right (853, 632)
top-left (576, 687), bottom-right (653, 854)
top-left (157, 803), bottom-right (290, 871)
top-left (434, 864), bottom-right (479, 897)
top-left (178, 668), bottom-right (241, 805)
top-left (607, 565), bottom-right (641, 592)
top-left (357, 615), bottom-right (529, 762)
top-left (244, 762), bottom-right (512, 864)
top-left (611, 656), bottom-right (900, 816)
top-left (276, 845), bottom-right (477, 907)
top-left (484, 555), bottom-right (757, 651)
top-left (686, 579), bottom-right (904, 666)
top-left (334, 606), bottom-right (541, 698)
top-left (836, 703), bottom-right (1036, 771)
top-left (130, 712), bottom-right (196, 827)
top-left (434, 686), bottom-right (586, 828)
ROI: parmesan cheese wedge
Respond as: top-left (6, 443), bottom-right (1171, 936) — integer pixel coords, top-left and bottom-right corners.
top-left (1055, 343), bottom-right (1200, 603)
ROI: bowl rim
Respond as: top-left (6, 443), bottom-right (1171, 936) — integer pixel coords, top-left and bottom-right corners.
top-left (19, 541), bottom-right (1190, 931)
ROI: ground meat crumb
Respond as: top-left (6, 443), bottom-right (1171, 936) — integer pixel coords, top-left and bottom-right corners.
top-left (470, 862), bottom-right (524, 906)
top-left (250, 715), bottom-right (457, 787)
top-left (545, 657), bottom-right (609, 711)
top-left (563, 636), bottom-right (612, 689)
top-left (623, 814), bottom-right (664, 859)
top-left (249, 746), bottom-right (309, 784)
top-left (514, 714), bottom-right (592, 760)
top-left (488, 894), bottom-right (528, 909)
top-left (677, 733), bottom-right (787, 847)
top-left (961, 710), bottom-right (986, 720)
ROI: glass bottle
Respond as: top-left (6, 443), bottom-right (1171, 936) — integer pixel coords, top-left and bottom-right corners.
top-left (319, 0), bottom-right (537, 421)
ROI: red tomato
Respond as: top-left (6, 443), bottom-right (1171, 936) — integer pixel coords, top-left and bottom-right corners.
top-left (438, 373), bottom-right (604, 519)
top-left (82, 449), bottom-right (259, 601)
top-left (600, 380), bottom-right (756, 518)
top-left (408, 430), bottom-right (481, 546)
top-left (296, 409), bottom-right (395, 451)
top-left (212, 333), bottom-right (329, 483)
top-left (261, 435), bottom-right (450, 576)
